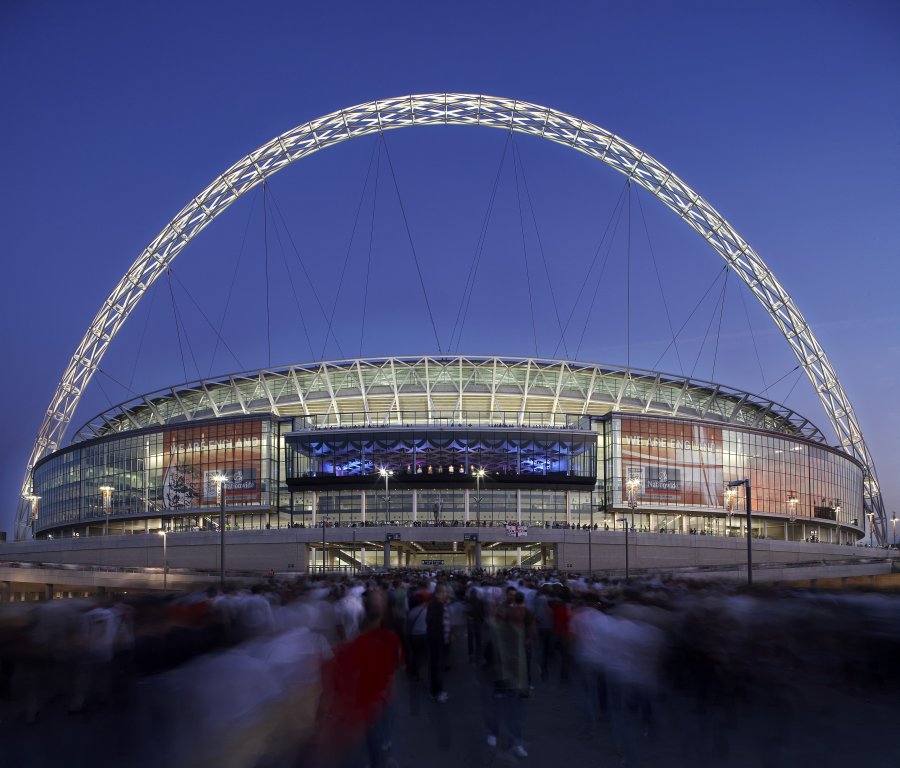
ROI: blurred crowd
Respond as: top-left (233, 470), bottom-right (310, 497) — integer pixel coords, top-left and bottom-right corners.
top-left (1, 570), bottom-right (900, 767)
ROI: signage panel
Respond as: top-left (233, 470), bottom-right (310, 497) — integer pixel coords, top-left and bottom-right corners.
top-left (162, 421), bottom-right (263, 509)
top-left (620, 418), bottom-right (722, 507)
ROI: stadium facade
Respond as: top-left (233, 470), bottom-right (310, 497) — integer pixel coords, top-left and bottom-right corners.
top-left (29, 356), bottom-right (865, 568)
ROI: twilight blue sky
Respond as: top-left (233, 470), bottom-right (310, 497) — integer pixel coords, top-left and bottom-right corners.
top-left (1, 0), bottom-right (898, 537)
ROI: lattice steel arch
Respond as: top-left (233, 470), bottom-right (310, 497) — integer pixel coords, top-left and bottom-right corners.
top-left (15, 94), bottom-right (885, 541)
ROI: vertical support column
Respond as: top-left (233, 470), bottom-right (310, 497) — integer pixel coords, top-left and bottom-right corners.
top-left (0, 581), bottom-right (10, 603)
top-left (383, 541), bottom-right (391, 569)
top-left (464, 490), bottom-right (470, 523)
top-left (516, 489), bottom-right (522, 525)
top-left (297, 543), bottom-right (309, 573)
top-left (784, 521), bottom-right (788, 541)
top-left (361, 491), bottom-right (366, 523)
top-left (412, 489), bottom-right (417, 523)
top-left (44, 583), bottom-right (54, 601)
top-left (566, 491), bottom-right (572, 526)
top-left (311, 491), bottom-right (317, 527)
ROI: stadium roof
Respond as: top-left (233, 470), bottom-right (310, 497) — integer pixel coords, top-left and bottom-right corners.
top-left (72, 356), bottom-right (828, 445)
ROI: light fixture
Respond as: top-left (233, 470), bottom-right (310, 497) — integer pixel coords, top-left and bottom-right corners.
top-left (724, 486), bottom-right (738, 512)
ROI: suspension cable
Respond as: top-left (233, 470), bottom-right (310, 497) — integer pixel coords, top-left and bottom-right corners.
top-left (710, 269), bottom-right (729, 382)
top-left (636, 190), bottom-right (684, 375)
top-left (126, 275), bottom-right (158, 391)
top-left (93, 374), bottom-right (118, 412)
top-left (574, 192), bottom-right (627, 360)
top-left (379, 132), bottom-right (443, 354)
top-left (97, 367), bottom-right (140, 398)
top-left (652, 266), bottom-right (728, 371)
top-left (166, 268), bottom-right (190, 382)
top-left (512, 136), bottom-right (569, 359)
top-left (268, 194), bottom-right (315, 360)
top-left (552, 179), bottom-right (629, 359)
top-left (359, 145), bottom-right (381, 357)
top-left (513, 136), bottom-right (539, 357)
top-left (321, 138), bottom-right (381, 361)
top-left (209, 190), bottom-right (256, 376)
top-left (782, 367), bottom-right (805, 402)
top-left (450, 132), bottom-right (511, 353)
top-left (267, 188), bottom-right (346, 358)
top-left (166, 269), bottom-right (244, 371)
top-left (627, 179), bottom-right (632, 369)
top-left (738, 284), bottom-right (767, 390)
top-left (263, 182), bottom-right (272, 368)
top-left (758, 364), bottom-right (801, 397)
top-left (690, 268), bottom-right (729, 379)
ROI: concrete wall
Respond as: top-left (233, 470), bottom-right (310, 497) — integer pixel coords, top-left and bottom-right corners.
top-left (1, 528), bottom-right (890, 574)
top-left (551, 530), bottom-right (889, 572)
top-left (0, 530), bottom-right (310, 573)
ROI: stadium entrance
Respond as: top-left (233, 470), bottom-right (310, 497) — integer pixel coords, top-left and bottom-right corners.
top-left (310, 540), bottom-right (554, 572)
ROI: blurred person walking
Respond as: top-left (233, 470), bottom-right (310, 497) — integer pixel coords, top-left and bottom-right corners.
top-left (484, 587), bottom-right (530, 758)
top-left (426, 583), bottom-right (451, 702)
top-left (316, 587), bottom-right (404, 768)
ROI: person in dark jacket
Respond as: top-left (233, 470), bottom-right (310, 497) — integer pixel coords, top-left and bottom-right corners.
top-left (426, 583), bottom-right (451, 702)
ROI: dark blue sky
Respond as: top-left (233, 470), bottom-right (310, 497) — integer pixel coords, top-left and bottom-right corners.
top-left (1, 1), bottom-right (898, 536)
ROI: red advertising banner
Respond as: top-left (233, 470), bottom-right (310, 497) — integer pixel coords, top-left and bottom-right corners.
top-left (162, 421), bottom-right (263, 509)
top-left (620, 418), bottom-right (722, 507)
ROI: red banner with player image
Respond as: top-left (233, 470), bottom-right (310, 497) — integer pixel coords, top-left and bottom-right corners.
top-left (620, 418), bottom-right (723, 507)
top-left (162, 421), bottom-right (263, 509)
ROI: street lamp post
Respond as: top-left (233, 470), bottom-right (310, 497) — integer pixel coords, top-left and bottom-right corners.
top-left (474, 467), bottom-right (486, 526)
top-left (157, 528), bottom-right (168, 590)
top-left (378, 467), bottom-right (393, 521)
top-left (214, 475), bottom-right (230, 588)
top-left (100, 485), bottom-right (114, 536)
top-left (892, 514), bottom-right (897, 548)
top-left (727, 479), bottom-right (753, 586)
top-left (832, 500), bottom-right (841, 544)
top-left (616, 517), bottom-right (630, 580)
top-left (588, 496), bottom-right (593, 575)
top-left (867, 511), bottom-right (875, 548)
top-left (623, 475), bottom-right (641, 581)
top-left (321, 515), bottom-right (331, 574)
top-left (787, 493), bottom-right (798, 542)
top-left (25, 494), bottom-right (40, 538)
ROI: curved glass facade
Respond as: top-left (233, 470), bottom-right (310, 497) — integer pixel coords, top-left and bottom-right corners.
top-left (33, 417), bottom-right (275, 535)
top-left (603, 416), bottom-right (864, 540)
top-left (32, 409), bottom-right (864, 543)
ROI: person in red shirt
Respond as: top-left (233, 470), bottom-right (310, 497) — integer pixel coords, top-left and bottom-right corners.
top-left (549, 589), bottom-right (573, 682)
top-left (319, 587), bottom-right (404, 768)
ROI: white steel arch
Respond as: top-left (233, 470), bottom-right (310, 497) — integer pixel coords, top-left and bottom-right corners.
top-left (16, 94), bottom-right (886, 541)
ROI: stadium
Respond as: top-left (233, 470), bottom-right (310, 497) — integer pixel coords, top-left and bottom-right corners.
top-left (26, 355), bottom-right (866, 571)
top-left (10, 95), bottom-right (887, 575)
